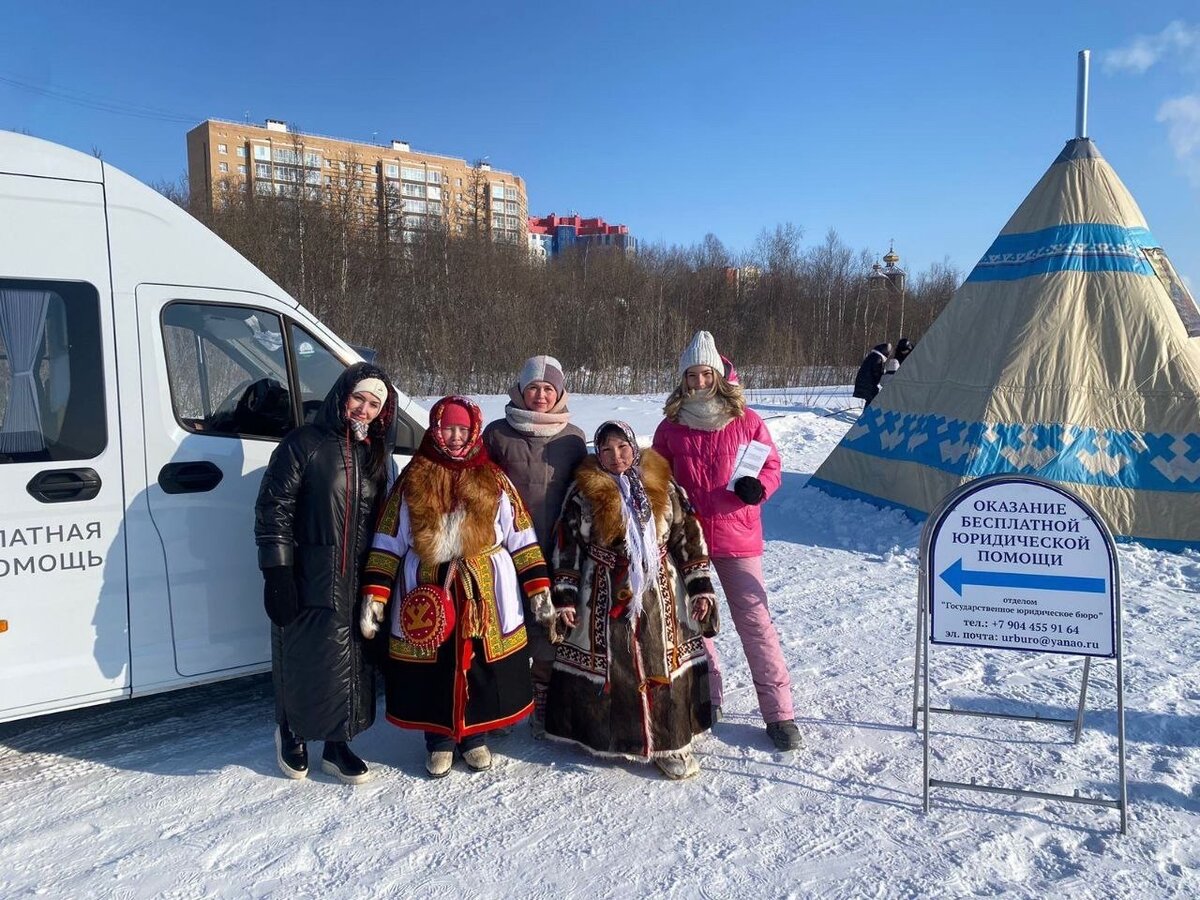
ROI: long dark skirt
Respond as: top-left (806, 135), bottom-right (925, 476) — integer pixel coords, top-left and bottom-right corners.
top-left (545, 616), bottom-right (713, 758)
top-left (384, 634), bottom-right (533, 740)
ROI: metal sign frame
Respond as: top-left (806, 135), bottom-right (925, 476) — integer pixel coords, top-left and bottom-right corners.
top-left (911, 474), bottom-right (1128, 834)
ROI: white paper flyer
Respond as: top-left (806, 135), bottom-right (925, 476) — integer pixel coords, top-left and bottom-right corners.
top-left (727, 440), bottom-right (771, 490)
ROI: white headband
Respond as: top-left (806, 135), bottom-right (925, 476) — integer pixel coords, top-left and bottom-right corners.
top-left (352, 377), bottom-right (388, 404)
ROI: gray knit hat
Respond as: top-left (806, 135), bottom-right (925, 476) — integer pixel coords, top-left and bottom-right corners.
top-left (678, 330), bottom-right (722, 377)
top-left (518, 355), bottom-right (566, 394)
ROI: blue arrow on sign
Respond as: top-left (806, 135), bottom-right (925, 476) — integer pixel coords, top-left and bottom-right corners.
top-left (939, 558), bottom-right (1106, 597)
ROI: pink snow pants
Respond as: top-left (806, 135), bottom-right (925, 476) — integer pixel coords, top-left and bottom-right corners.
top-left (704, 555), bottom-right (795, 724)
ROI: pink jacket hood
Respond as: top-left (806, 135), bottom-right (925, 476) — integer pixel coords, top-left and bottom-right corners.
top-left (652, 407), bottom-right (781, 558)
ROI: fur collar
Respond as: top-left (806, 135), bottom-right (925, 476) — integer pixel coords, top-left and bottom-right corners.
top-left (574, 449), bottom-right (672, 547)
top-left (402, 456), bottom-right (501, 563)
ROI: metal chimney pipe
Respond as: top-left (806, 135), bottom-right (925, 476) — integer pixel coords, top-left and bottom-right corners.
top-left (1076, 50), bottom-right (1091, 138)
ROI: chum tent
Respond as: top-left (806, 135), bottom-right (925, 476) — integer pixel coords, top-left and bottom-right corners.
top-left (810, 137), bottom-right (1200, 550)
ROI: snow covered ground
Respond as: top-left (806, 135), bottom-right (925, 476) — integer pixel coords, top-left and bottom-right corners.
top-left (1, 389), bottom-right (1197, 898)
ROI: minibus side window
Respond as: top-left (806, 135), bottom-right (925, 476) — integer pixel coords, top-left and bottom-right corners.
top-left (289, 324), bottom-right (347, 425)
top-left (161, 303), bottom-right (295, 440)
top-left (288, 323), bottom-right (418, 453)
top-left (0, 278), bottom-right (106, 463)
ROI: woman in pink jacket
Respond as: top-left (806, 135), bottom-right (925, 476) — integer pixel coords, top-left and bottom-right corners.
top-left (652, 331), bottom-right (800, 751)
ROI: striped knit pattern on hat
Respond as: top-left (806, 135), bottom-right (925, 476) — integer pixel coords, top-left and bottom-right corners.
top-left (678, 331), bottom-right (722, 377)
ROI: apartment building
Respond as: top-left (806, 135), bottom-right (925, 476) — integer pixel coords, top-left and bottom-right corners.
top-left (186, 119), bottom-right (528, 243)
top-left (527, 213), bottom-right (637, 258)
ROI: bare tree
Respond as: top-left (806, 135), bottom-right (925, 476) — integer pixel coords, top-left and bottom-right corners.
top-left (152, 179), bottom-right (959, 396)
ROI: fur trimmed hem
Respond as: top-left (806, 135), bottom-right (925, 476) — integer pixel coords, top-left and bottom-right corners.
top-left (543, 731), bottom-right (696, 762)
top-left (550, 652), bottom-right (708, 686)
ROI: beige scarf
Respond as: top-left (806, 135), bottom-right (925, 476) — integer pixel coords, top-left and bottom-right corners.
top-left (677, 391), bottom-right (734, 431)
top-left (504, 383), bottom-right (573, 437)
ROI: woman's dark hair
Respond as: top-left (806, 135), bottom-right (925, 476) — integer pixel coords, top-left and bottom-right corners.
top-left (595, 423), bottom-right (629, 447)
top-left (364, 415), bottom-right (391, 482)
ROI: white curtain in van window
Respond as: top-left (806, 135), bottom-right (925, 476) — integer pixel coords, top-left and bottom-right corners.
top-left (0, 289), bottom-right (52, 454)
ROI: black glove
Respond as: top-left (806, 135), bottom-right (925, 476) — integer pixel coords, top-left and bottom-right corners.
top-left (263, 566), bottom-right (300, 627)
top-left (734, 476), bottom-right (765, 505)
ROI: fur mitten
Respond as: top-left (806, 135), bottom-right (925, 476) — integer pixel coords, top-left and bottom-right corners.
top-left (359, 598), bottom-right (387, 640)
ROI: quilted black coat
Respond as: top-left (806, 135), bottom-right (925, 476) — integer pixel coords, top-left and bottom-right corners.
top-left (254, 363), bottom-right (395, 741)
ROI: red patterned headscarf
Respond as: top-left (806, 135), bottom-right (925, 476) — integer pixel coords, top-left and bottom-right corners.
top-left (418, 395), bottom-right (491, 470)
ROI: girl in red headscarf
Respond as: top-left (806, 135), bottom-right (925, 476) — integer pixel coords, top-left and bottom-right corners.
top-left (360, 397), bottom-right (552, 777)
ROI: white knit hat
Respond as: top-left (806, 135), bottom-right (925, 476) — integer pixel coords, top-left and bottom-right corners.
top-left (678, 331), bottom-right (722, 377)
top-left (352, 377), bottom-right (388, 404)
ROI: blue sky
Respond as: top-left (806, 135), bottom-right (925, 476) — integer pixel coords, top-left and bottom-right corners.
top-left (3, 1), bottom-right (1198, 283)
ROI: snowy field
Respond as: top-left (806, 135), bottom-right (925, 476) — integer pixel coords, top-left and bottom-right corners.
top-left (1, 388), bottom-right (1198, 898)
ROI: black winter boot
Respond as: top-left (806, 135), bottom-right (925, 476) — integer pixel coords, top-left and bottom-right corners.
top-left (766, 719), bottom-right (802, 751)
top-left (276, 724), bottom-right (308, 780)
top-left (321, 741), bottom-right (371, 784)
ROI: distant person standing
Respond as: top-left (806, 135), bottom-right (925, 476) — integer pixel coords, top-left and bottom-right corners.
top-left (852, 342), bottom-right (892, 407)
top-left (881, 337), bottom-right (913, 391)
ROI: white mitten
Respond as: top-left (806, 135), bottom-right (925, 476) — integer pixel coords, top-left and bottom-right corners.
top-left (529, 589), bottom-right (555, 626)
top-left (359, 597), bottom-right (387, 640)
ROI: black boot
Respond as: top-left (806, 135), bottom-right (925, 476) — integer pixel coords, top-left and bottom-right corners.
top-left (766, 719), bottom-right (802, 751)
top-left (275, 724), bottom-right (308, 780)
top-left (322, 740), bottom-right (371, 785)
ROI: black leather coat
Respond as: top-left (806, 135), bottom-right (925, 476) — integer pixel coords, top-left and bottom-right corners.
top-left (254, 363), bottom-right (395, 741)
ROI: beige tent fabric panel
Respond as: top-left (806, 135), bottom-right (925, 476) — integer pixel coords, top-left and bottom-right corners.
top-left (1001, 158), bottom-right (1148, 235)
top-left (870, 279), bottom-right (1025, 424)
top-left (875, 270), bottom-right (1200, 433)
top-left (1008, 481), bottom-right (1197, 546)
top-left (984, 271), bottom-right (1200, 431)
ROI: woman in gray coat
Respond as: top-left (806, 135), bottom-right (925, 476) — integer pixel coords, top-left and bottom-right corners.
top-left (483, 355), bottom-right (587, 736)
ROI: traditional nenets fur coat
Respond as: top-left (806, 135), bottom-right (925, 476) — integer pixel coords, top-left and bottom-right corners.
top-left (363, 397), bottom-right (552, 741)
top-left (545, 435), bottom-right (718, 759)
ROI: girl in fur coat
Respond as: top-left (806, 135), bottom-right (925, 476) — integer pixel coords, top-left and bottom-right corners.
top-left (360, 397), bottom-right (553, 778)
top-left (545, 421), bottom-right (718, 780)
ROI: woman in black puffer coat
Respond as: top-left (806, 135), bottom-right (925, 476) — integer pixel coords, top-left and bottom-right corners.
top-left (852, 342), bottom-right (892, 407)
top-left (254, 362), bottom-right (397, 784)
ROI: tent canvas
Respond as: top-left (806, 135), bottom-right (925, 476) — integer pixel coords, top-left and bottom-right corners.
top-left (810, 138), bottom-right (1200, 550)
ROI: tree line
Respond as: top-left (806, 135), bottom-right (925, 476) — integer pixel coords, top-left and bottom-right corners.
top-left (161, 175), bottom-right (960, 396)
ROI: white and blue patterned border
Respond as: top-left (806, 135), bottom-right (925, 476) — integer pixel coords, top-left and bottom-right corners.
top-left (966, 224), bottom-right (1158, 283)
top-left (839, 406), bottom-right (1200, 493)
top-left (806, 475), bottom-right (1196, 552)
